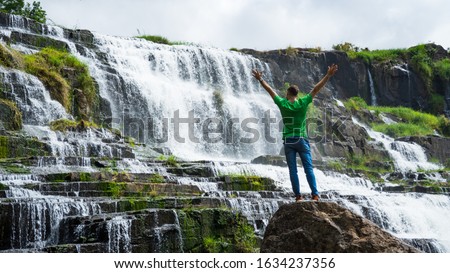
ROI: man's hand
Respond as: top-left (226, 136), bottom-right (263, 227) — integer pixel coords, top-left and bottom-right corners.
top-left (252, 69), bottom-right (277, 99)
top-left (310, 63), bottom-right (339, 98)
top-left (252, 69), bottom-right (263, 81)
top-left (327, 64), bottom-right (338, 77)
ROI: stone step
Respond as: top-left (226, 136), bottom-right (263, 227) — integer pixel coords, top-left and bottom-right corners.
top-left (23, 181), bottom-right (203, 198)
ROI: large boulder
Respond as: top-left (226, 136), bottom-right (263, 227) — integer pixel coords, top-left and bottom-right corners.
top-left (261, 202), bottom-right (420, 253)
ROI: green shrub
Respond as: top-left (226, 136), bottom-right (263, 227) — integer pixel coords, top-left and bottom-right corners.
top-left (344, 97), bottom-right (368, 111)
top-left (166, 155), bottom-right (179, 167)
top-left (429, 93), bottom-right (445, 115)
top-left (137, 35), bottom-right (172, 45)
top-left (49, 119), bottom-right (98, 132)
top-left (347, 48), bottom-right (405, 64)
top-left (285, 45), bottom-right (298, 56)
top-left (371, 123), bottom-right (432, 138)
top-left (438, 116), bottom-right (450, 136)
top-left (434, 59), bottom-right (450, 81)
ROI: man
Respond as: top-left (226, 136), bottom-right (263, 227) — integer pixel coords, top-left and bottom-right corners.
top-left (252, 64), bottom-right (338, 202)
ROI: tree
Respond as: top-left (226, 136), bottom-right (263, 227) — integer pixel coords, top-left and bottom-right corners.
top-left (332, 42), bottom-right (359, 52)
top-left (0, 0), bottom-right (46, 23)
top-left (22, 1), bottom-right (46, 23)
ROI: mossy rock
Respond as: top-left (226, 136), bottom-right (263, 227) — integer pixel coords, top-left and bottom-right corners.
top-left (0, 135), bottom-right (50, 159)
top-left (178, 208), bottom-right (258, 253)
top-left (220, 175), bottom-right (278, 191)
top-left (0, 99), bottom-right (22, 131)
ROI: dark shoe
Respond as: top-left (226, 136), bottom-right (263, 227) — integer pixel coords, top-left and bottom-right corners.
top-left (311, 194), bottom-right (319, 201)
top-left (295, 195), bottom-right (304, 202)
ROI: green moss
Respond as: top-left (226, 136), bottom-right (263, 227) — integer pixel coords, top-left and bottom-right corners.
top-left (1, 45), bottom-right (98, 119)
top-left (24, 53), bottom-right (71, 110)
top-left (0, 98), bottom-right (22, 130)
top-left (0, 135), bottom-right (50, 159)
top-left (99, 182), bottom-right (127, 198)
top-left (49, 119), bottom-right (78, 131)
top-left (346, 96), bottom-right (450, 137)
top-left (326, 159), bottom-right (345, 172)
top-left (127, 198), bottom-right (148, 211)
top-left (0, 136), bottom-right (7, 158)
top-left (148, 173), bottom-right (165, 183)
top-left (222, 174), bottom-right (276, 191)
top-left (178, 209), bottom-right (258, 253)
top-left (79, 172), bottom-right (91, 182)
top-left (166, 155), bottom-right (179, 167)
top-left (2, 164), bottom-right (30, 174)
top-left (0, 43), bottom-right (24, 68)
top-left (49, 119), bottom-right (99, 132)
top-left (0, 183), bottom-right (8, 191)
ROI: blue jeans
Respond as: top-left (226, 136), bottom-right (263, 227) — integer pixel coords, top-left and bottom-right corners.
top-left (284, 137), bottom-right (318, 197)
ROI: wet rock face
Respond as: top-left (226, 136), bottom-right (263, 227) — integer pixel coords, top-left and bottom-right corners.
top-left (0, 99), bottom-right (22, 131)
top-left (261, 202), bottom-right (420, 253)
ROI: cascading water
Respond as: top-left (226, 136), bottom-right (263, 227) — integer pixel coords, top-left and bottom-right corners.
top-left (1, 13), bottom-right (449, 253)
top-left (367, 68), bottom-right (377, 106)
top-left (352, 117), bottom-right (442, 172)
top-left (210, 161), bottom-right (450, 252)
top-left (394, 64), bottom-right (412, 107)
top-left (81, 34), bottom-right (282, 161)
top-left (0, 66), bottom-right (70, 125)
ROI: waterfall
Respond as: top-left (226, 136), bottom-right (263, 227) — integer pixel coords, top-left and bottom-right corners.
top-left (394, 64), bottom-right (412, 107)
top-left (367, 68), bottom-right (377, 106)
top-left (2, 175), bottom-right (101, 250)
top-left (70, 34), bottom-right (282, 161)
top-left (1, 14), bottom-right (449, 253)
top-left (210, 161), bottom-right (450, 251)
top-left (352, 117), bottom-right (441, 172)
top-left (0, 66), bottom-right (70, 125)
top-left (107, 216), bottom-right (132, 253)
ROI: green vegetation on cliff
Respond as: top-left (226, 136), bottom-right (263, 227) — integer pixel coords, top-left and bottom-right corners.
top-left (345, 97), bottom-right (450, 138)
top-left (0, 44), bottom-right (98, 120)
top-left (337, 43), bottom-right (450, 98)
top-left (49, 118), bottom-right (98, 132)
top-left (136, 35), bottom-right (191, 46)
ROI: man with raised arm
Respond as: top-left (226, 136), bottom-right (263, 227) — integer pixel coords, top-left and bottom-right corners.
top-left (252, 64), bottom-right (338, 202)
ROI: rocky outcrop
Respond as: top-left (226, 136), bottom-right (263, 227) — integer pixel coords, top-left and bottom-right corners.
top-left (261, 202), bottom-right (420, 253)
top-left (241, 49), bottom-right (367, 101)
top-left (243, 44), bottom-right (450, 117)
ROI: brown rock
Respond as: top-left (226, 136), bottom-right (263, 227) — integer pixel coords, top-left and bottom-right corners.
top-left (261, 201), bottom-right (420, 253)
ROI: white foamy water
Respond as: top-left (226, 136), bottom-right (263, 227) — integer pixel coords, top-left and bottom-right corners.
top-left (352, 118), bottom-right (442, 172)
top-left (211, 161), bottom-right (450, 251)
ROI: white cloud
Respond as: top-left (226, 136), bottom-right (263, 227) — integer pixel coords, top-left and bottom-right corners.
top-left (36, 0), bottom-right (450, 50)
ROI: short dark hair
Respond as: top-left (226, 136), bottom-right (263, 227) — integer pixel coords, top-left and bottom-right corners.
top-left (287, 85), bottom-right (299, 97)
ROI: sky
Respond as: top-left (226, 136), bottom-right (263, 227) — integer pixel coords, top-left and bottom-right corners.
top-left (34, 0), bottom-right (450, 51)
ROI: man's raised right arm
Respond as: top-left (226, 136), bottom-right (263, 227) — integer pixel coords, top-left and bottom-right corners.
top-left (252, 69), bottom-right (277, 99)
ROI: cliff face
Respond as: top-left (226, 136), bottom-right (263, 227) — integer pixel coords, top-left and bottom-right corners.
top-left (242, 45), bottom-right (450, 117)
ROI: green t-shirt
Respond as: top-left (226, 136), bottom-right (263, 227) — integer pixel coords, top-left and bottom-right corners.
top-left (273, 94), bottom-right (312, 139)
